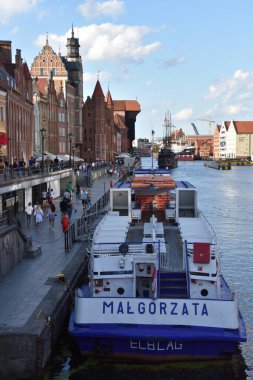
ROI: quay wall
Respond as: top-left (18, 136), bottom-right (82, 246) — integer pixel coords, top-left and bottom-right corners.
top-left (0, 241), bottom-right (89, 380)
top-left (0, 226), bottom-right (25, 279)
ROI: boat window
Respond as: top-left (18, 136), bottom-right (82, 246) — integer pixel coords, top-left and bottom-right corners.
top-left (201, 289), bottom-right (208, 297)
top-left (117, 287), bottom-right (125, 295)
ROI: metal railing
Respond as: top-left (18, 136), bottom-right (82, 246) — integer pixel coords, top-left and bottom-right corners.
top-left (0, 162), bottom-right (73, 183)
top-left (64, 189), bottom-right (110, 252)
top-left (0, 209), bottom-right (9, 229)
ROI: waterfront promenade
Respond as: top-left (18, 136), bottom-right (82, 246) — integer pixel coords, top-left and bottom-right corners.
top-left (0, 174), bottom-right (114, 328)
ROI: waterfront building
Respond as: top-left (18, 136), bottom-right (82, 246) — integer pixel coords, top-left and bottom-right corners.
top-left (81, 79), bottom-right (141, 162)
top-left (0, 41), bottom-right (34, 165)
top-left (215, 121), bottom-right (253, 159)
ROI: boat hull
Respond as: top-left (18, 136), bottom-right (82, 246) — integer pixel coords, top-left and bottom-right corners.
top-left (177, 155), bottom-right (194, 161)
top-left (69, 313), bottom-right (245, 362)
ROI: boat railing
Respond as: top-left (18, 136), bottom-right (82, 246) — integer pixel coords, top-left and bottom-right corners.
top-left (198, 210), bottom-right (217, 245)
top-left (92, 241), bottom-right (159, 256)
top-left (184, 240), bottom-right (191, 298)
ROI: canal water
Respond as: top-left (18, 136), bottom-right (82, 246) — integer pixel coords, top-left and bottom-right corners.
top-left (43, 159), bottom-right (253, 380)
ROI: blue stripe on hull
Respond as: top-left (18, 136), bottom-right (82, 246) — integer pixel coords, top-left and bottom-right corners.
top-left (69, 312), bottom-right (245, 362)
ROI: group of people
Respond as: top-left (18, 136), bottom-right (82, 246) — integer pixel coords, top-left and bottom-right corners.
top-left (24, 181), bottom-right (92, 233)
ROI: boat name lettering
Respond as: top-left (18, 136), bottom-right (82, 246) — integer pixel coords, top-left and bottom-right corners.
top-left (130, 340), bottom-right (183, 351)
top-left (102, 301), bottom-right (208, 317)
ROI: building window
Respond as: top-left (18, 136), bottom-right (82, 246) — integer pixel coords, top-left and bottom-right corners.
top-left (52, 68), bottom-right (56, 75)
top-left (40, 68), bottom-right (44, 76)
top-left (0, 107), bottom-right (4, 122)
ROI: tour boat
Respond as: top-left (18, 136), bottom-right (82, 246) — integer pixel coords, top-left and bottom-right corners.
top-left (69, 168), bottom-right (246, 362)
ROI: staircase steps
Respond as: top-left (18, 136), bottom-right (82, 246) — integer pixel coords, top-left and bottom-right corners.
top-left (159, 271), bottom-right (188, 298)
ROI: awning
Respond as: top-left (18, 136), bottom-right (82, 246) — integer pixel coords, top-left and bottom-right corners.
top-left (63, 154), bottom-right (84, 162)
top-left (0, 132), bottom-right (8, 145)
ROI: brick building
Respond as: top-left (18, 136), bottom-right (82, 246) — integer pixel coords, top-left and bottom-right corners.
top-left (81, 80), bottom-right (141, 163)
top-left (0, 41), bottom-right (34, 165)
top-left (30, 28), bottom-right (83, 156)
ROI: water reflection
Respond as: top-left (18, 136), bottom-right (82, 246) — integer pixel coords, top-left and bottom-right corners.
top-left (43, 334), bottom-right (247, 380)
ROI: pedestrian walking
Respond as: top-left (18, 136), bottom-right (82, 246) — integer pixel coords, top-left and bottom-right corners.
top-left (86, 190), bottom-right (92, 207)
top-left (66, 198), bottom-right (76, 221)
top-left (34, 204), bottom-right (44, 228)
top-left (63, 189), bottom-right (71, 199)
top-left (25, 202), bottom-right (33, 227)
top-left (61, 213), bottom-right (69, 233)
top-left (41, 190), bottom-right (48, 208)
top-left (60, 197), bottom-right (68, 216)
top-left (81, 188), bottom-right (88, 210)
top-left (66, 181), bottom-right (73, 198)
top-left (75, 183), bottom-right (81, 200)
top-left (48, 203), bottom-right (57, 230)
top-left (49, 188), bottom-right (54, 204)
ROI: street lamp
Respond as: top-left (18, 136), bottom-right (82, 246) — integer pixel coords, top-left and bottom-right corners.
top-left (40, 127), bottom-right (46, 172)
top-left (68, 132), bottom-right (73, 167)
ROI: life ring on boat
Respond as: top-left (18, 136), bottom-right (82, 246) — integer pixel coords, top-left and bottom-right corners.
top-left (119, 243), bottom-right (129, 254)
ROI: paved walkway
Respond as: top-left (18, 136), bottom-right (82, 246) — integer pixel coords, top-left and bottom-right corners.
top-left (0, 175), bottom-right (117, 328)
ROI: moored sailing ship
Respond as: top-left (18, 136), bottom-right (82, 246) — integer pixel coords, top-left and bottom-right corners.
top-left (158, 113), bottom-right (178, 169)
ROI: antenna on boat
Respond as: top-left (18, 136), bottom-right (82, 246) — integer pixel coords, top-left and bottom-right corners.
top-left (151, 129), bottom-right (155, 170)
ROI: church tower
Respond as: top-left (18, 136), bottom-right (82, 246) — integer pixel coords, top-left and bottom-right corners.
top-left (65, 25), bottom-right (83, 147)
top-left (66, 25), bottom-right (81, 60)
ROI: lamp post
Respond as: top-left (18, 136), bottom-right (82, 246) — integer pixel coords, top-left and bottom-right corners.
top-left (68, 132), bottom-right (73, 168)
top-left (40, 127), bottom-right (46, 172)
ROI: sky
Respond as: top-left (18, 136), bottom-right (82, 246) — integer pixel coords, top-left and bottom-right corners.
top-left (1, 0), bottom-right (253, 140)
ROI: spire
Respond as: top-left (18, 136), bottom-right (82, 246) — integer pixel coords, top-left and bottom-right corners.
top-left (92, 80), bottom-right (104, 99)
top-left (46, 32), bottom-right (49, 46)
top-left (105, 86), bottom-right (113, 107)
top-left (72, 23), bottom-right (74, 38)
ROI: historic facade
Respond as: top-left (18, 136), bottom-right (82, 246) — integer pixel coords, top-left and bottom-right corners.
top-left (30, 28), bottom-right (83, 155)
top-left (81, 80), bottom-right (141, 163)
top-left (0, 41), bottom-right (34, 164)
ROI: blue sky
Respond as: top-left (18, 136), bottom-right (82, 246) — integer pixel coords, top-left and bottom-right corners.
top-left (1, 0), bottom-right (253, 139)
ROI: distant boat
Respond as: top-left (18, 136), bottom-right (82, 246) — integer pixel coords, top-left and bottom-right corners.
top-left (158, 113), bottom-right (178, 169)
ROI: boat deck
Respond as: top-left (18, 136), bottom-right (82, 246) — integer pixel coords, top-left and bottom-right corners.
top-left (126, 223), bottom-right (184, 272)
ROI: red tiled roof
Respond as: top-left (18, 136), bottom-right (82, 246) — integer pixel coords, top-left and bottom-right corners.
top-left (114, 100), bottom-right (140, 112)
top-left (233, 121), bottom-right (253, 134)
top-left (105, 89), bottom-right (113, 106)
top-left (37, 78), bottom-right (48, 96)
top-left (114, 113), bottom-right (126, 129)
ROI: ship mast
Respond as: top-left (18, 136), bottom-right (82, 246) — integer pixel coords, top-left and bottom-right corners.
top-left (151, 129), bottom-right (155, 170)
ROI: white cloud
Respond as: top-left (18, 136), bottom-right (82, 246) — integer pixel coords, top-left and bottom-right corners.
top-left (163, 56), bottom-right (185, 68)
top-left (35, 23), bottom-right (161, 63)
top-left (204, 69), bottom-right (253, 119)
top-left (174, 108), bottom-right (193, 121)
top-left (79, 0), bottom-right (125, 19)
top-left (10, 26), bottom-right (19, 34)
top-left (0, 0), bottom-right (39, 24)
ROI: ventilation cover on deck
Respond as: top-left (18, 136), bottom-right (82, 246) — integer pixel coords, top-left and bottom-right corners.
top-left (119, 243), bottom-right (129, 254)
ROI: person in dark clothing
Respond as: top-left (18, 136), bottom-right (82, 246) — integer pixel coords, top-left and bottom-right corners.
top-left (60, 197), bottom-right (68, 216)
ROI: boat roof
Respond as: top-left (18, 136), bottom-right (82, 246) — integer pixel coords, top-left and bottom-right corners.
top-left (134, 168), bottom-right (171, 175)
top-left (112, 179), bottom-right (195, 190)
